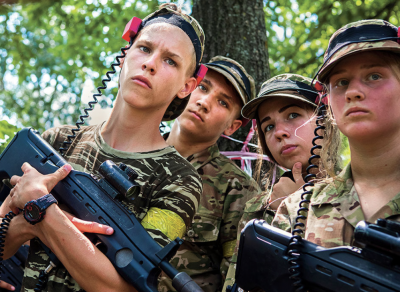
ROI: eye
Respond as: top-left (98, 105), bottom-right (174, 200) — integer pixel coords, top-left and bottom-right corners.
top-left (368, 73), bottom-right (381, 81)
top-left (139, 46), bottom-right (150, 53)
top-left (336, 79), bottom-right (349, 87)
top-left (197, 84), bottom-right (207, 92)
top-left (264, 124), bottom-right (274, 133)
top-left (219, 100), bottom-right (228, 108)
top-left (166, 58), bottom-right (176, 66)
top-left (288, 113), bottom-right (299, 119)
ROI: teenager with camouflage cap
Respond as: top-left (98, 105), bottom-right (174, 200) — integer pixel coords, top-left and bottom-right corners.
top-left (223, 73), bottom-right (341, 291)
top-left (273, 19), bottom-right (400, 248)
top-left (158, 56), bottom-right (261, 292)
top-left (2, 3), bottom-right (205, 291)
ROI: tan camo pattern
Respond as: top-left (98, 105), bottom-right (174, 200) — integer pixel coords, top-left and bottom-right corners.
top-left (144, 7), bottom-right (206, 121)
top-left (21, 124), bottom-right (202, 292)
top-left (272, 164), bottom-right (400, 248)
top-left (242, 73), bottom-right (317, 119)
top-left (206, 56), bottom-right (256, 105)
top-left (158, 143), bottom-right (261, 292)
top-left (318, 20), bottom-right (400, 82)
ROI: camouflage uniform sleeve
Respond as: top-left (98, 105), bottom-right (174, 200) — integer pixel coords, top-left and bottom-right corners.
top-left (219, 177), bottom-right (261, 281)
top-left (142, 159), bottom-right (202, 247)
top-left (271, 189), bottom-right (304, 233)
top-left (222, 191), bottom-right (266, 292)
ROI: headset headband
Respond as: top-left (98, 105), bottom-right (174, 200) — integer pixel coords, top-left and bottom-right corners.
top-left (142, 14), bottom-right (202, 66)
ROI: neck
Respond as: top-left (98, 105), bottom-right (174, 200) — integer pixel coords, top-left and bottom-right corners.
top-left (167, 121), bottom-right (217, 158)
top-left (349, 134), bottom-right (400, 186)
top-left (101, 94), bottom-right (168, 153)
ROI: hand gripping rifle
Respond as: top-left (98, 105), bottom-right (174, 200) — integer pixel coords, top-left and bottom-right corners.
top-left (0, 128), bottom-right (203, 292)
top-left (228, 219), bottom-right (400, 292)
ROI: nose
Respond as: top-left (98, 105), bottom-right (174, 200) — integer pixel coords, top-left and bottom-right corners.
top-left (274, 122), bottom-right (290, 141)
top-left (142, 54), bottom-right (157, 75)
top-left (345, 79), bottom-right (365, 103)
top-left (196, 95), bottom-right (211, 113)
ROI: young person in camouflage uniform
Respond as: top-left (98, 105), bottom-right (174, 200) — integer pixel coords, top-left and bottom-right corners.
top-left (158, 56), bottom-right (261, 292)
top-left (223, 73), bottom-right (342, 291)
top-left (1, 4), bottom-right (206, 292)
top-left (272, 19), bottom-right (400, 248)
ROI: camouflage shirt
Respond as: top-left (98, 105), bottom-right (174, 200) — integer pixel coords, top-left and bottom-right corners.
top-left (272, 163), bottom-right (400, 247)
top-left (158, 143), bottom-right (261, 292)
top-left (21, 124), bottom-right (202, 292)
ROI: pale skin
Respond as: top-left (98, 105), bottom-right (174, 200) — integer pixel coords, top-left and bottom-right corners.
top-left (328, 51), bottom-right (400, 220)
top-left (1, 22), bottom-right (198, 292)
top-left (257, 97), bottom-right (317, 210)
top-left (167, 69), bottom-right (243, 157)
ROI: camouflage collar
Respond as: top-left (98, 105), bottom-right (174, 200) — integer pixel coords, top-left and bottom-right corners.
top-left (311, 163), bottom-right (354, 206)
top-left (187, 143), bottom-right (220, 170)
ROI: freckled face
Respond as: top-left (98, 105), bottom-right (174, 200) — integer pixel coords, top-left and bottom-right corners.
top-left (328, 52), bottom-right (400, 142)
top-left (119, 23), bottom-right (195, 111)
top-left (258, 97), bottom-right (315, 170)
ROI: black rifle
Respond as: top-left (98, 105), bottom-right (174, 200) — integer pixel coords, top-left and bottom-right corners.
top-left (0, 245), bottom-right (29, 292)
top-left (229, 219), bottom-right (400, 292)
top-left (0, 128), bottom-right (202, 292)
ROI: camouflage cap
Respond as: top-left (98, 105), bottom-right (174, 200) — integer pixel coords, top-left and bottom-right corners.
top-left (141, 6), bottom-right (206, 121)
top-left (204, 56), bottom-right (256, 108)
top-left (317, 19), bottom-right (400, 83)
top-left (242, 74), bottom-right (318, 119)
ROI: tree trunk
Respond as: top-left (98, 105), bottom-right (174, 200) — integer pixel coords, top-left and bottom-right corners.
top-left (192, 0), bottom-right (270, 155)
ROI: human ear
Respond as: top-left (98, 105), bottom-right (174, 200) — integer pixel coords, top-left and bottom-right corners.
top-left (223, 119), bottom-right (242, 136)
top-left (176, 77), bottom-right (197, 99)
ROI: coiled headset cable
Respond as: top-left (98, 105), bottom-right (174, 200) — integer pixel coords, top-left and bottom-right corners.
top-left (58, 39), bottom-right (134, 156)
top-left (287, 103), bottom-right (327, 291)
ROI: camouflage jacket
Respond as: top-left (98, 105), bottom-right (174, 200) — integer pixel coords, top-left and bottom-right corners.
top-left (158, 143), bottom-right (261, 292)
top-left (21, 124), bottom-right (202, 292)
top-left (272, 163), bottom-right (400, 247)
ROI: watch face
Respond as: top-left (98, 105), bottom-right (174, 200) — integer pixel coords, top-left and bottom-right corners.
top-left (25, 204), bottom-right (41, 221)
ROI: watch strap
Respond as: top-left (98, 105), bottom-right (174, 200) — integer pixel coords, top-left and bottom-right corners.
top-left (36, 194), bottom-right (58, 210)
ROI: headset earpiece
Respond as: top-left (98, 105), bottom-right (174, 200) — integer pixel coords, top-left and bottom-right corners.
top-left (195, 64), bottom-right (208, 86)
top-left (122, 17), bottom-right (143, 42)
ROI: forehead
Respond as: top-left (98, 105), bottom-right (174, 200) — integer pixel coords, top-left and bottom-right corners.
top-left (329, 51), bottom-right (390, 78)
top-left (204, 69), bottom-right (242, 105)
top-left (257, 96), bottom-right (309, 119)
top-left (137, 23), bottom-right (194, 56)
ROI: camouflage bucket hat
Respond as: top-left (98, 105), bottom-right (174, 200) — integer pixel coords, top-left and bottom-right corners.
top-left (242, 74), bottom-right (318, 119)
top-left (317, 19), bottom-right (400, 83)
top-left (140, 7), bottom-right (206, 121)
top-left (205, 56), bottom-right (256, 107)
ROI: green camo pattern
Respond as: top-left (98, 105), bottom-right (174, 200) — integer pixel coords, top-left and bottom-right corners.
top-left (272, 164), bottom-right (400, 247)
top-left (223, 190), bottom-right (277, 291)
top-left (158, 143), bottom-right (261, 292)
top-left (21, 124), bottom-right (202, 292)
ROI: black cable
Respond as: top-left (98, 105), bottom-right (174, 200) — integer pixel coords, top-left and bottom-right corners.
top-left (34, 271), bottom-right (48, 292)
top-left (287, 103), bottom-right (327, 292)
top-left (0, 211), bottom-right (16, 281)
top-left (59, 38), bottom-right (134, 156)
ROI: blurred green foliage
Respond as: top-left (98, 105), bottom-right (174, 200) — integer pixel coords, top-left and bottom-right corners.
top-left (0, 120), bottom-right (20, 153)
top-left (2, 0), bottom-right (400, 163)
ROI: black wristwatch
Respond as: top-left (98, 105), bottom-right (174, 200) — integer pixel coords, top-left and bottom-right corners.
top-left (23, 194), bottom-right (58, 225)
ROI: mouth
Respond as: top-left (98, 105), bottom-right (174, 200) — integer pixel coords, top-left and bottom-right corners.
top-left (132, 75), bottom-right (152, 89)
top-left (189, 110), bottom-right (203, 122)
top-left (345, 107), bottom-right (369, 117)
top-left (281, 144), bottom-right (297, 155)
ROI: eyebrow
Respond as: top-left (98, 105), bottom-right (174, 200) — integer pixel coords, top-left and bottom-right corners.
top-left (330, 64), bottom-right (385, 79)
top-left (141, 39), bottom-right (183, 61)
top-left (259, 104), bottom-right (301, 125)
